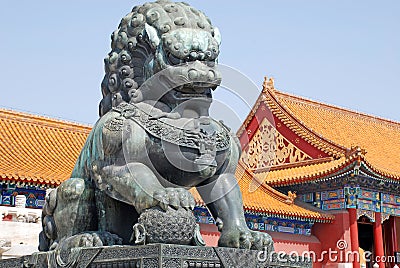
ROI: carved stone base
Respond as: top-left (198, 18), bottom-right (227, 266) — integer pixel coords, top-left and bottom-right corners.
top-left (0, 244), bottom-right (311, 268)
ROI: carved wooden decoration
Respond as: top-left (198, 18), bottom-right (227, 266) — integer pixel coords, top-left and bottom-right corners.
top-left (241, 119), bottom-right (311, 169)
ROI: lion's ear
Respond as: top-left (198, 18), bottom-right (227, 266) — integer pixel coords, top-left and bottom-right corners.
top-left (213, 27), bottom-right (221, 46)
top-left (144, 23), bottom-right (160, 49)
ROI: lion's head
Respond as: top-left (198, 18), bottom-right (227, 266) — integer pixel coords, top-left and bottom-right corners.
top-left (99, 0), bottom-right (222, 117)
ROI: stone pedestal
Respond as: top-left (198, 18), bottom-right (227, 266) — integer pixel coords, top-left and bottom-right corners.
top-left (0, 244), bottom-right (311, 268)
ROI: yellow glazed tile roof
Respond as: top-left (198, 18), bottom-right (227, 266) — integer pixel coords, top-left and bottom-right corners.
top-left (271, 89), bottom-right (400, 179)
top-left (255, 157), bottom-right (352, 186)
top-left (190, 163), bottom-right (334, 222)
top-left (0, 108), bottom-right (91, 186)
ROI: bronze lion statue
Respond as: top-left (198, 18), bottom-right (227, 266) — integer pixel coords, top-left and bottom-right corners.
top-left (39, 0), bottom-right (273, 253)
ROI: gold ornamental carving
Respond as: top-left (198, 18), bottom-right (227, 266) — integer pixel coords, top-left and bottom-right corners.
top-left (241, 119), bottom-right (311, 169)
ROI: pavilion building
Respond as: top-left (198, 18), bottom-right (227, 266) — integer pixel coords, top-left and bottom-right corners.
top-left (237, 77), bottom-right (400, 268)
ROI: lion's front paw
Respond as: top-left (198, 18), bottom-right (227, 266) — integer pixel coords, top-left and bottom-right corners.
top-left (218, 226), bottom-right (273, 250)
top-left (250, 230), bottom-right (273, 251)
top-left (74, 232), bottom-right (104, 248)
top-left (56, 232), bottom-right (122, 263)
top-left (59, 231), bottom-right (122, 252)
top-left (153, 188), bottom-right (195, 211)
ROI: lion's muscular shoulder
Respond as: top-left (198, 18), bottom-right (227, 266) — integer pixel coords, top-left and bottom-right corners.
top-left (71, 111), bottom-right (122, 179)
top-left (71, 109), bottom-right (150, 180)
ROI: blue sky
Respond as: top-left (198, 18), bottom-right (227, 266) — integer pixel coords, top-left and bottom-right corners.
top-left (0, 1), bottom-right (399, 130)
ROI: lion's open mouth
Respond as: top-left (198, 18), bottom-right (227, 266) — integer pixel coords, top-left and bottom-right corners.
top-left (174, 89), bottom-right (213, 100)
top-left (157, 59), bottom-right (221, 100)
top-left (166, 51), bottom-right (185, 66)
top-left (171, 81), bottom-right (216, 101)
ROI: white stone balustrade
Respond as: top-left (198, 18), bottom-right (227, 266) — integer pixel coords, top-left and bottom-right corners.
top-left (0, 206), bottom-right (41, 223)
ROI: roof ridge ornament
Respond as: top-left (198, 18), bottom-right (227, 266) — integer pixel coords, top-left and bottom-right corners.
top-left (263, 76), bottom-right (275, 93)
top-left (346, 145), bottom-right (367, 158)
top-left (284, 191), bottom-right (297, 205)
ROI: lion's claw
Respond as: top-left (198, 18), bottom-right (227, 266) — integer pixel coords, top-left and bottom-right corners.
top-left (74, 232), bottom-right (122, 247)
top-left (250, 230), bottom-right (273, 251)
top-left (153, 188), bottom-right (195, 211)
top-left (57, 231), bottom-right (122, 256)
top-left (219, 226), bottom-right (274, 250)
top-left (78, 232), bottom-right (103, 247)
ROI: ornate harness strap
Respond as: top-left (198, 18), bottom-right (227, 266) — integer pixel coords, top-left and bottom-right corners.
top-left (106, 103), bottom-right (231, 152)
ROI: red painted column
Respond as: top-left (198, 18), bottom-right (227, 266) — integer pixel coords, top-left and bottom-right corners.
top-left (393, 217), bottom-right (398, 253)
top-left (388, 217), bottom-right (398, 268)
top-left (374, 212), bottom-right (385, 268)
top-left (348, 208), bottom-right (361, 268)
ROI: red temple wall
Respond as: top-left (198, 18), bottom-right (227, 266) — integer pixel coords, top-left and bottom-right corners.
top-left (313, 210), bottom-right (352, 267)
top-left (268, 231), bottom-right (322, 268)
top-left (199, 223), bottom-right (219, 247)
